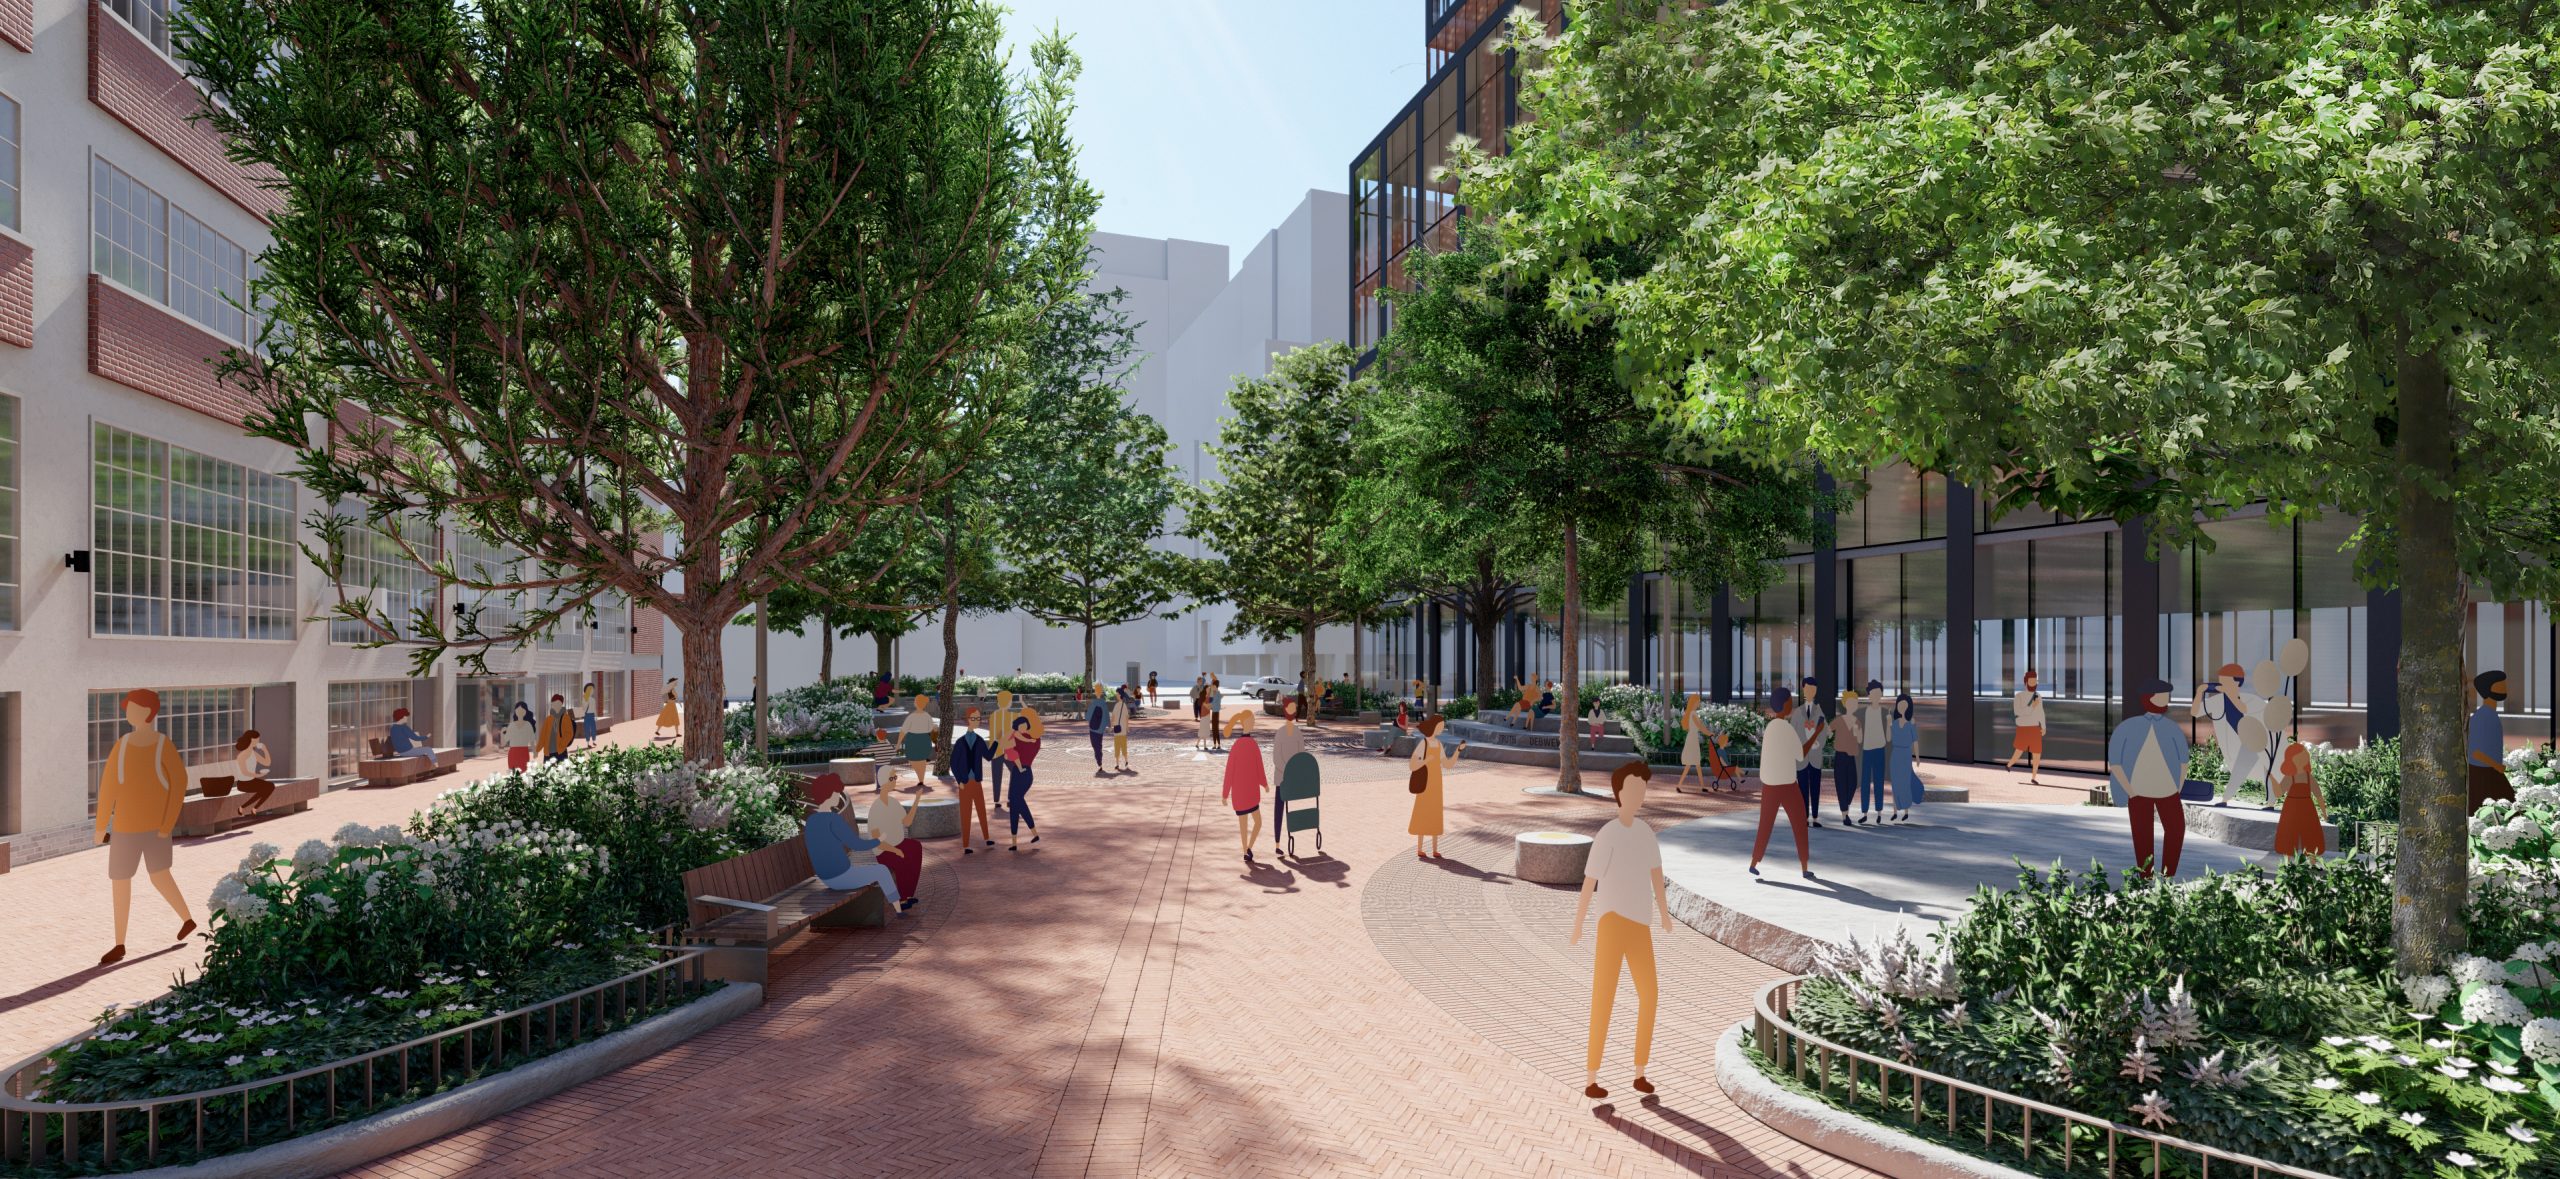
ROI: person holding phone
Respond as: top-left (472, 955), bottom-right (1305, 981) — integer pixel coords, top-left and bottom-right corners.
top-left (1406, 714), bottom-right (1469, 860)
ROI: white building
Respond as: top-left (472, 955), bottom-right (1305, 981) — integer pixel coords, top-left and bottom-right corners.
top-left (0, 0), bottom-right (659, 868)
top-left (702, 190), bottom-right (1362, 697)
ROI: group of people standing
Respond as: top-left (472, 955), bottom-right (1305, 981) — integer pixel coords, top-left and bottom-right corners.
top-left (496, 683), bottom-right (604, 772)
top-left (1743, 678), bottom-right (1928, 878)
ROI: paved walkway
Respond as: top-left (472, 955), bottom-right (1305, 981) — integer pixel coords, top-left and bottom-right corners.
top-left (0, 709), bottom-right (2087, 1177)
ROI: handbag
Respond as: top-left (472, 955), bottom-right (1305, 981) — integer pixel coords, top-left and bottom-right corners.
top-left (1408, 765), bottom-right (1429, 795)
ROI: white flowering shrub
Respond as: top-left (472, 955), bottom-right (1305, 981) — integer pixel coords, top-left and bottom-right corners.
top-left (719, 678), bottom-right (875, 750)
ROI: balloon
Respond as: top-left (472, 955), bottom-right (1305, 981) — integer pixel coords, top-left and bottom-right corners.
top-left (2237, 714), bottom-right (2268, 751)
top-left (2280, 638), bottom-right (2311, 678)
top-left (2249, 660), bottom-right (2281, 697)
top-left (2260, 696), bottom-right (2293, 733)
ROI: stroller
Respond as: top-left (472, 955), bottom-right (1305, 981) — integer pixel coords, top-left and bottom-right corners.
top-left (1275, 751), bottom-right (1323, 857)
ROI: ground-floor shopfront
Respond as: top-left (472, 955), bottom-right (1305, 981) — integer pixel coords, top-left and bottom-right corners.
top-left (1365, 468), bottom-right (2554, 772)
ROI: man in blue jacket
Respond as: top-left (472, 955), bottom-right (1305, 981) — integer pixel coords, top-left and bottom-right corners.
top-left (1087, 685), bottom-right (1112, 777)
top-left (2108, 679), bottom-right (2192, 879)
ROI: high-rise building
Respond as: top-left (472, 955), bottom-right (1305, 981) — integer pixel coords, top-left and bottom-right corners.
top-left (0, 0), bottom-right (661, 867)
top-left (1344, 2), bottom-right (2553, 769)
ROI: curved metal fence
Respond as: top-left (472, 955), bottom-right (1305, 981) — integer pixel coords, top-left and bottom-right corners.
top-left (1752, 976), bottom-right (2338, 1179)
top-left (0, 943), bottom-right (713, 1173)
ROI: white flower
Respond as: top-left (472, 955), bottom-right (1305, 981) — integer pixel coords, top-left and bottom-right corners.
top-left (2426, 1038), bottom-right (2455, 1049)
top-left (2515, 941), bottom-right (2551, 963)
top-left (2311, 1077), bottom-right (2343, 1091)
top-left (224, 1055), bottom-right (244, 1066)
top-left (260, 1048), bottom-right (278, 1058)
top-left (2322, 1035), bottom-right (2352, 1047)
top-left (2489, 1060), bottom-right (2520, 1076)
top-left (241, 842), bottom-right (280, 868)
top-left (2484, 1076), bottom-right (2528, 1094)
top-left (2524, 1019), bottom-right (2560, 1064)
top-left (2461, 984), bottom-right (2530, 1028)
top-left (2354, 1091), bottom-right (2382, 1106)
top-left (2438, 1063), bottom-right (2474, 1080)
top-left (2402, 973), bottom-right (2455, 1012)
top-left (308, 893), bottom-right (339, 916)
top-left (2446, 1151), bottom-right (2480, 1168)
top-left (2451, 956), bottom-right (2505, 985)
top-left (2507, 1123), bottom-right (2539, 1145)
top-left (2402, 1111), bottom-right (2428, 1126)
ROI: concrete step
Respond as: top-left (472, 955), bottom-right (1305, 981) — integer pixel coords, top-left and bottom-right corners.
top-left (1457, 741), bottom-right (1647, 771)
top-left (1445, 718), bottom-right (1638, 756)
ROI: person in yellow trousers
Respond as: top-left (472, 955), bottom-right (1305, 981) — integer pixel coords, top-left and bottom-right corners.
top-left (1570, 761), bottom-right (1671, 1100)
top-left (96, 688), bottom-right (196, 966)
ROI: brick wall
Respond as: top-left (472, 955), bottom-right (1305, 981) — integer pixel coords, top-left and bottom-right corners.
top-left (89, 1), bottom-right (282, 222)
top-left (0, 0), bottom-right (30, 53)
top-left (0, 235), bottom-right (29, 348)
top-left (89, 275), bottom-right (257, 425)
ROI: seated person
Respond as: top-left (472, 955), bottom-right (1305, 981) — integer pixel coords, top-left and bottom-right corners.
top-left (803, 792), bottom-right (904, 914)
top-left (386, 708), bottom-right (431, 759)
top-left (232, 730), bottom-right (278, 814)
top-left (1534, 682), bottom-right (1558, 721)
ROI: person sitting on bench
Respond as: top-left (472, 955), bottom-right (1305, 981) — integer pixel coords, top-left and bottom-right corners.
top-left (386, 709), bottom-right (431, 759)
top-left (804, 792), bottom-right (904, 914)
top-left (231, 730), bottom-right (278, 814)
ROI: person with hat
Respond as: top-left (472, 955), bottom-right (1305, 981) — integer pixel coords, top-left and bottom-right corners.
top-left (1748, 688), bottom-right (1814, 879)
top-left (2191, 662), bottom-right (2268, 806)
top-left (2109, 680), bottom-right (2193, 878)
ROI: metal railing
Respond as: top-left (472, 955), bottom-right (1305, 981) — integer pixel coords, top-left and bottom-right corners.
top-left (0, 942), bottom-right (713, 1173)
top-left (1752, 977), bottom-right (2337, 1179)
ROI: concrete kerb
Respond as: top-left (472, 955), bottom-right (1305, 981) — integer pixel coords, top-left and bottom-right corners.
top-left (1714, 1023), bottom-right (2038, 1179)
top-left (112, 981), bottom-right (762, 1179)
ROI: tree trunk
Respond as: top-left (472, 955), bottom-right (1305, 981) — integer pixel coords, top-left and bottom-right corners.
top-left (1300, 626), bottom-right (1318, 717)
top-left (875, 630), bottom-right (895, 684)
top-left (678, 616), bottom-right (727, 767)
top-left (1557, 515), bottom-right (1582, 791)
top-left (1083, 621), bottom-right (1099, 691)
top-left (935, 495), bottom-right (962, 776)
top-left (2392, 341), bottom-right (2468, 974)
top-left (753, 598), bottom-right (769, 759)
top-left (819, 624), bottom-right (834, 684)
top-left (1473, 552), bottom-right (1502, 704)
top-left (1351, 617), bottom-right (1364, 708)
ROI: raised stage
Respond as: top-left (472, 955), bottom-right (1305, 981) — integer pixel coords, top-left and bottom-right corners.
top-left (1658, 801), bottom-right (2324, 973)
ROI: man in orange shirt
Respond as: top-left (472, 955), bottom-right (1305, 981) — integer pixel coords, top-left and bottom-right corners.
top-left (95, 688), bottom-right (196, 965)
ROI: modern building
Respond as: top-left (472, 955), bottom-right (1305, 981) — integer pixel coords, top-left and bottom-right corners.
top-left (1346, 1), bottom-right (2554, 769)
top-left (0, 0), bottom-right (661, 867)
top-left (703, 190), bottom-right (1363, 697)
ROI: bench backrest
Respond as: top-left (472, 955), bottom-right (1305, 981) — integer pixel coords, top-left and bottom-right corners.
top-left (681, 835), bottom-right (816, 928)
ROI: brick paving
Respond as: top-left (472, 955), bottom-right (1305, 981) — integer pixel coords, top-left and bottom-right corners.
top-left (0, 706), bottom-right (2085, 1177)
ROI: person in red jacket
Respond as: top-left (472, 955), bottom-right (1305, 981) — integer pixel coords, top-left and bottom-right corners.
top-left (1225, 710), bottom-right (1268, 864)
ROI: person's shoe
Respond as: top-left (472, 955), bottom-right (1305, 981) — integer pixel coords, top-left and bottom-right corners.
top-left (964, 847), bottom-right (974, 855)
top-left (175, 919), bottom-right (196, 942)
top-left (99, 944), bottom-right (126, 966)
top-left (1583, 1083), bottom-right (1608, 1099)
top-left (1748, 863), bottom-right (1760, 877)
top-left (1029, 835), bottom-right (1040, 845)
top-left (1631, 1076), bottom-right (1656, 1094)
top-left (2213, 800), bottom-right (2229, 808)
top-left (985, 840), bottom-right (996, 848)
top-left (1810, 820), bottom-right (1824, 828)
top-left (1803, 869), bottom-right (1817, 880)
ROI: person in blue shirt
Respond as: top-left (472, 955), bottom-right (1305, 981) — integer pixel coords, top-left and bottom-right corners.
top-left (949, 708), bottom-right (996, 853)
top-left (386, 709), bottom-right (430, 759)
top-left (2470, 670), bottom-right (2515, 810)
top-left (803, 792), bottom-right (903, 913)
top-left (1086, 686), bottom-right (1112, 777)
top-left (2107, 679), bottom-right (2193, 879)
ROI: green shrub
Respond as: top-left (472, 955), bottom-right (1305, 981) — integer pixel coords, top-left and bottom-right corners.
top-left (2313, 737), bottom-right (2400, 823)
top-left (721, 678), bottom-right (874, 751)
top-left (1484, 685), bottom-right (1521, 711)
top-left (1443, 695), bottom-right (1478, 719)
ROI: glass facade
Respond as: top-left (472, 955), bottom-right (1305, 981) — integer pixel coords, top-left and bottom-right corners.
top-left (330, 509), bottom-right (444, 643)
top-left (1733, 562), bottom-right (1817, 706)
top-left (0, 393), bottom-right (16, 630)
top-left (326, 679), bottom-right (417, 779)
top-left (87, 687), bottom-right (248, 813)
top-left (1975, 531), bottom-right (2120, 769)
top-left (1845, 549), bottom-right (1950, 757)
top-left (0, 93), bottom-right (19, 232)
top-left (92, 423), bottom-right (296, 640)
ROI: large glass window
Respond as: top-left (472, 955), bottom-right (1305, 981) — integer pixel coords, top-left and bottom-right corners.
top-left (86, 686), bottom-right (247, 814)
top-left (106, 0), bottom-right (174, 53)
top-left (2161, 513), bottom-right (2372, 749)
top-left (327, 680), bottom-right (417, 779)
top-left (1841, 465), bottom-right (1947, 549)
top-left (330, 509), bottom-right (442, 643)
top-left (449, 530), bottom-right (525, 639)
top-left (1846, 549), bottom-right (1951, 757)
top-left (1975, 532), bottom-right (2119, 768)
top-left (91, 157), bottom-right (259, 345)
top-left (92, 423), bottom-right (295, 639)
top-left (0, 93), bottom-right (20, 232)
top-left (1733, 561), bottom-right (1817, 706)
top-left (0, 394), bottom-right (16, 629)
top-left (1651, 577), bottom-right (1710, 702)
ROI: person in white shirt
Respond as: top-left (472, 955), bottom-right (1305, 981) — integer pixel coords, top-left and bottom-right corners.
top-left (2003, 670), bottom-right (2047, 784)
top-left (1748, 689), bottom-right (1813, 879)
top-left (1858, 679), bottom-right (1892, 823)
top-left (1570, 761), bottom-right (1673, 1100)
top-left (2190, 662), bottom-right (2268, 806)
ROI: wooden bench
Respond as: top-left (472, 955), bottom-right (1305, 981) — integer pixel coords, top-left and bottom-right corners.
top-left (680, 834), bottom-right (885, 987)
top-left (355, 739), bottom-right (465, 787)
top-left (175, 776), bottom-right (321, 837)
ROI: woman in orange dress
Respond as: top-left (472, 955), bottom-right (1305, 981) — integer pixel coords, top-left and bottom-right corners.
top-left (2270, 741), bottom-right (2327, 858)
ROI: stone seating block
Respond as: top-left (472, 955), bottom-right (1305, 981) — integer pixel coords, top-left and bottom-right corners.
top-left (1515, 831), bottom-right (1594, 885)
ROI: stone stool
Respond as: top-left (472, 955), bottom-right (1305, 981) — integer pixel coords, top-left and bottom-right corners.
top-left (829, 757), bottom-right (881, 787)
top-left (1514, 831), bottom-right (1594, 884)
top-left (1922, 785), bottom-right (1971, 803)
top-left (906, 797), bottom-right (961, 840)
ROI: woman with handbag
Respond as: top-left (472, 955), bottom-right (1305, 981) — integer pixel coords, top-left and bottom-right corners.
top-left (1406, 714), bottom-right (1468, 860)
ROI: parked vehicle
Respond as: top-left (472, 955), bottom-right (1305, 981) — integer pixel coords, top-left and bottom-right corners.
top-left (1240, 675), bottom-right (1297, 700)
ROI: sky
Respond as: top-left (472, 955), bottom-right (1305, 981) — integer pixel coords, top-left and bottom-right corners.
top-left (999, 1), bottom-right (1420, 274)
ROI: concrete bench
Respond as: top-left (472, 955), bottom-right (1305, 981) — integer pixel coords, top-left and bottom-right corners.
top-left (680, 834), bottom-right (884, 987)
top-left (1515, 831), bottom-right (1594, 884)
top-left (176, 776), bottom-right (321, 837)
top-left (355, 743), bottom-right (463, 787)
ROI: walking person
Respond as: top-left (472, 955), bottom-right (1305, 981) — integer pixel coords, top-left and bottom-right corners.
top-left (1226, 710), bottom-right (1268, 864)
top-left (1887, 693), bottom-right (1923, 821)
top-left (653, 678), bottom-right (681, 742)
top-left (1192, 676), bottom-right (1212, 751)
top-left (1572, 761), bottom-right (1672, 1100)
top-left (503, 702), bottom-right (538, 772)
top-left (1110, 686), bottom-right (1133, 773)
top-left (1086, 685), bottom-right (1112, 777)
top-left (1672, 693), bottom-right (1705, 791)
top-left (1146, 671), bottom-right (1159, 707)
top-left (1748, 689), bottom-right (1813, 879)
top-left (538, 693), bottom-right (578, 763)
top-left (2005, 670), bottom-right (2047, 785)
top-left (1004, 712), bottom-right (1043, 850)
top-left (1859, 679), bottom-right (1891, 822)
top-left (1830, 691), bottom-right (1863, 825)
top-left (93, 689), bottom-right (196, 966)
top-left (874, 695), bottom-right (937, 792)
top-left (1795, 677), bottom-right (1825, 829)
top-left (1406, 714), bottom-right (1468, 859)
top-left (950, 707), bottom-right (997, 853)
top-left (2193, 663), bottom-right (2270, 806)
top-left (2108, 680), bottom-right (2192, 879)
top-left (1209, 675), bottom-right (1226, 750)
top-left (580, 682), bottom-right (600, 749)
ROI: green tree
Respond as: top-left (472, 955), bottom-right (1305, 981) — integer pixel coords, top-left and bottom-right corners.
top-left (1465, 1), bottom-right (2560, 967)
top-left (188, 0), bottom-right (1077, 766)
top-left (1187, 343), bottom-right (1382, 705)
top-left (1366, 233), bottom-right (1816, 789)
top-left (1005, 386), bottom-right (1198, 687)
top-left (744, 509), bottom-right (938, 684)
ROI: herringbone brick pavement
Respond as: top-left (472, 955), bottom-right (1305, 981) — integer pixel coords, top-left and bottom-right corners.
top-left (3, 706), bottom-right (2080, 1177)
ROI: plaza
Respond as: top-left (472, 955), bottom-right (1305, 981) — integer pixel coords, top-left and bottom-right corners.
top-left (3, 1), bottom-right (2559, 1177)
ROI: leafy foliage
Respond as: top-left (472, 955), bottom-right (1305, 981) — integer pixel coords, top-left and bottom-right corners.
top-left (723, 680), bottom-right (876, 752)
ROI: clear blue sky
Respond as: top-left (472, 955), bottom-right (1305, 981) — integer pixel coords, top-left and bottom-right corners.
top-left (1001, 1), bottom-right (1420, 273)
